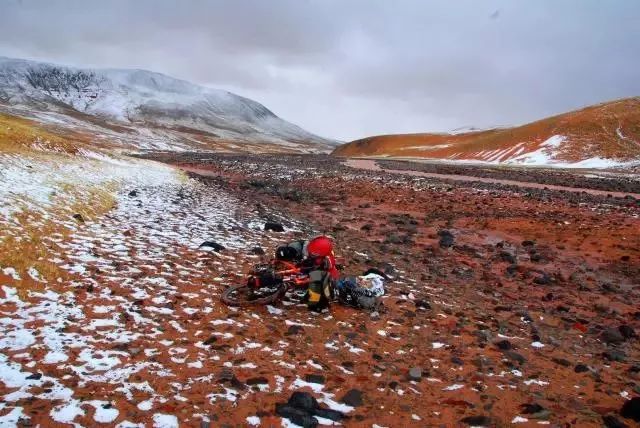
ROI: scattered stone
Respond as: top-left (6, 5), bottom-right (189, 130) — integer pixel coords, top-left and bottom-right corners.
top-left (521, 403), bottom-right (545, 414)
top-left (522, 240), bottom-right (536, 247)
top-left (495, 340), bottom-right (513, 350)
top-left (250, 246), bottom-right (265, 255)
top-left (603, 349), bottom-right (627, 362)
top-left (601, 327), bottom-right (625, 344)
top-left (552, 357), bottom-right (571, 367)
top-left (574, 364), bottom-right (590, 373)
top-left (246, 377), bottom-right (269, 385)
top-left (504, 351), bottom-right (526, 365)
top-left (286, 325), bottom-right (305, 336)
top-left (438, 230), bottom-right (455, 248)
top-left (619, 325), bottom-right (636, 340)
top-left (408, 367), bottom-right (422, 381)
top-left (460, 415), bottom-right (492, 426)
top-left (340, 389), bottom-right (364, 407)
top-left (603, 414), bottom-right (629, 428)
top-left (451, 356), bottom-right (464, 366)
top-left (620, 397), bottom-right (640, 422)
top-left (275, 391), bottom-right (344, 427)
top-left (26, 373), bottom-right (42, 380)
top-left (499, 251), bottom-right (516, 264)
top-left (305, 374), bottom-right (325, 384)
top-left (128, 189), bottom-right (139, 197)
top-left (199, 241), bottom-right (225, 252)
top-left (533, 272), bottom-right (551, 285)
top-left (203, 335), bottom-right (217, 345)
top-left (72, 213), bottom-right (84, 223)
top-left (264, 222), bottom-right (285, 232)
top-left (414, 299), bottom-right (431, 310)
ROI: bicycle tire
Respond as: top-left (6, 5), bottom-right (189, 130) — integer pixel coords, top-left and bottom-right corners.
top-left (221, 282), bottom-right (287, 306)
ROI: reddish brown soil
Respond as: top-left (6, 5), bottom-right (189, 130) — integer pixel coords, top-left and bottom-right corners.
top-left (333, 97), bottom-right (640, 163)
top-left (156, 153), bottom-right (640, 427)
top-left (3, 153), bottom-right (639, 428)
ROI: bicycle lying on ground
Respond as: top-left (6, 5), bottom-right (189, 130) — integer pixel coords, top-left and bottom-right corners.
top-left (221, 259), bottom-right (311, 306)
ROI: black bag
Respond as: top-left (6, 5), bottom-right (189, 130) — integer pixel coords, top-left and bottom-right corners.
top-left (275, 240), bottom-right (306, 262)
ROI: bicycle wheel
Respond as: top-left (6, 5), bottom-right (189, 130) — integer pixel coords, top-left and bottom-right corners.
top-left (221, 282), bottom-right (287, 306)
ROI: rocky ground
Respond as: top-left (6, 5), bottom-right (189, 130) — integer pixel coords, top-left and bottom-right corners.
top-left (1, 152), bottom-right (639, 427)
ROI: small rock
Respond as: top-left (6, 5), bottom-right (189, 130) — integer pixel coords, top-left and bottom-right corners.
top-left (408, 367), bottom-right (422, 381)
top-left (288, 391), bottom-right (319, 411)
top-left (264, 222), bottom-right (285, 232)
top-left (26, 373), bottom-right (42, 380)
top-left (620, 397), bottom-right (640, 422)
top-left (128, 189), bottom-right (138, 197)
top-left (601, 327), bottom-right (625, 344)
top-left (305, 374), bottom-right (325, 384)
top-left (438, 230), bottom-right (455, 248)
top-left (203, 335), bottom-right (217, 345)
top-left (552, 357), bottom-right (571, 367)
top-left (340, 389), bottom-right (363, 407)
top-left (286, 325), bottom-right (305, 336)
top-left (199, 241), bottom-right (225, 252)
top-left (603, 414), bottom-right (629, 428)
top-left (499, 251), bottom-right (516, 264)
top-left (246, 376), bottom-right (269, 385)
top-left (250, 246), bottom-right (265, 255)
top-left (414, 299), bottom-right (431, 310)
top-left (495, 339), bottom-right (513, 350)
top-left (603, 349), bottom-right (627, 362)
top-left (619, 325), bottom-right (636, 340)
top-left (533, 273), bottom-right (551, 285)
top-left (72, 213), bottom-right (84, 223)
top-left (460, 415), bottom-right (492, 426)
top-left (504, 351), bottom-right (526, 365)
top-left (574, 364), bottom-right (590, 373)
top-left (521, 403), bottom-right (545, 414)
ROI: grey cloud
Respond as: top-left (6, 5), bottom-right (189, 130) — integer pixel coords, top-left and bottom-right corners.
top-left (1, 0), bottom-right (639, 140)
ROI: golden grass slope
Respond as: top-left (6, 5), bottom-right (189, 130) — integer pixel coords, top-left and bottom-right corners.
top-left (333, 97), bottom-right (640, 163)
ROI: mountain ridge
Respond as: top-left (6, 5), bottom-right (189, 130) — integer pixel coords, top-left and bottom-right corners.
top-left (333, 97), bottom-right (640, 168)
top-left (0, 56), bottom-right (338, 153)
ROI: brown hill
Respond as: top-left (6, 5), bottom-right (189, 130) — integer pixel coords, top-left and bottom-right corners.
top-left (333, 97), bottom-right (640, 167)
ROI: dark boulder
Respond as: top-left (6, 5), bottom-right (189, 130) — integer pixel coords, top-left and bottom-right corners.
top-left (275, 404), bottom-right (318, 428)
top-left (621, 397), bottom-right (640, 422)
top-left (264, 222), bottom-right (285, 232)
top-left (340, 389), bottom-right (364, 407)
top-left (414, 299), bottom-right (431, 310)
top-left (438, 230), bottom-right (455, 248)
top-left (619, 325), bottom-right (636, 340)
top-left (495, 340), bottom-right (513, 350)
top-left (305, 374), bottom-right (325, 384)
top-left (199, 241), bottom-right (225, 252)
top-left (574, 364), bottom-right (590, 373)
top-left (460, 415), bottom-right (492, 426)
top-left (288, 391), bottom-right (319, 411)
top-left (499, 251), bottom-right (517, 264)
top-left (603, 414), bottom-right (629, 428)
top-left (601, 327), bottom-right (625, 344)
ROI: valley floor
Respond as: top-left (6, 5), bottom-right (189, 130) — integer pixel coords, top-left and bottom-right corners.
top-left (1, 152), bottom-right (640, 427)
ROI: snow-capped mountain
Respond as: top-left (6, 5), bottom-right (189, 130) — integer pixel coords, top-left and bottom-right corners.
top-left (0, 56), bottom-right (338, 152)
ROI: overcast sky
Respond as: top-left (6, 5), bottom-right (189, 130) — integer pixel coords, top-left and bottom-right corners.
top-left (1, 0), bottom-right (639, 141)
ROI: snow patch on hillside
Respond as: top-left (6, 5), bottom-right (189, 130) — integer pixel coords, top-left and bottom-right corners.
top-left (0, 56), bottom-right (338, 152)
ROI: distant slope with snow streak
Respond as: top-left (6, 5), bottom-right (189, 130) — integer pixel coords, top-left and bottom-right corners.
top-left (333, 98), bottom-right (640, 168)
top-left (0, 56), bottom-right (338, 153)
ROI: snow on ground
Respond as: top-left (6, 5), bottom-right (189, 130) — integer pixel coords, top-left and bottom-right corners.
top-left (0, 149), bottom-right (329, 426)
